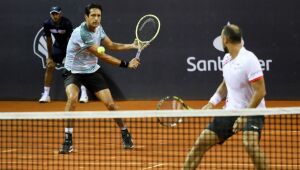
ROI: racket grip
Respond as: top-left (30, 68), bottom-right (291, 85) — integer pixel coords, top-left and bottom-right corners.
top-left (135, 49), bottom-right (142, 59)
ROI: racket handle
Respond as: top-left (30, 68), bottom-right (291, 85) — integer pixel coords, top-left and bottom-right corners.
top-left (135, 41), bottom-right (149, 59)
top-left (135, 49), bottom-right (142, 59)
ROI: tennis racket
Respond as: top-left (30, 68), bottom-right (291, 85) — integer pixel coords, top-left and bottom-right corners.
top-left (134, 14), bottom-right (160, 59)
top-left (156, 96), bottom-right (192, 127)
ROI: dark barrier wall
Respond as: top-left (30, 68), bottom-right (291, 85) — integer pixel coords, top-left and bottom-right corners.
top-left (0, 0), bottom-right (299, 100)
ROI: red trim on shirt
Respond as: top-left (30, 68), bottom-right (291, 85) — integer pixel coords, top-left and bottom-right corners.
top-left (249, 76), bottom-right (263, 83)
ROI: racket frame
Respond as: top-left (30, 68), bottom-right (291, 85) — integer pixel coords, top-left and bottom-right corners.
top-left (156, 96), bottom-right (191, 127)
top-left (134, 14), bottom-right (160, 59)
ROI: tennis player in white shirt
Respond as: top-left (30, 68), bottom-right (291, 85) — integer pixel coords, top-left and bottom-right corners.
top-left (184, 24), bottom-right (269, 170)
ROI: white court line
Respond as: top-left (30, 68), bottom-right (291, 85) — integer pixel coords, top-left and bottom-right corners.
top-left (142, 163), bottom-right (164, 169)
top-left (1, 149), bottom-right (17, 153)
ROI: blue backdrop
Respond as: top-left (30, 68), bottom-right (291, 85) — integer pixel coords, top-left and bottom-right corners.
top-left (0, 0), bottom-right (299, 100)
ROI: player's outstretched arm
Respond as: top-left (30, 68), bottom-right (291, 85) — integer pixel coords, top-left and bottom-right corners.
top-left (87, 44), bottom-right (140, 69)
top-left (101, 37), bottom-right (138, 51)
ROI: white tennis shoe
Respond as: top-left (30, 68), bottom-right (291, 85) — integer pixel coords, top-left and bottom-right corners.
top-left (39, 93), bottom-right (50, 103)
top-left (79, 94), bottom-right (88, 103)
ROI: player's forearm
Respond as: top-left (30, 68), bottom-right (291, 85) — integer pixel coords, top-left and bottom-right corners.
top-left (107, 42), bottom-right (135, 51)
top-left (248, 78), bottom-right (266, 108)
top-left (216, 81), bottom-right (227, 99)
top-left (209, 81), bottom-right (227, 106)
top-left (88, 45), bottom-right (121, 66)
top-left (98, 53), bottom-right (122, 66)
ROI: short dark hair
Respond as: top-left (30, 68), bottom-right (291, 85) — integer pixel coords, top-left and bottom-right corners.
top-left (222, 25), bottom-right (242, 43)
top-left (85, 3), bottom-right (103, 16)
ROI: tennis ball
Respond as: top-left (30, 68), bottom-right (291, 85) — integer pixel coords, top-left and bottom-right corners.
top-left (97, 46), bottom-right (105, 54)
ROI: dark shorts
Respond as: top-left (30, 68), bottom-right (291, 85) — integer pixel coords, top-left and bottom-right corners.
top-left (207, 116), bottom-right (265, 144)
top-left (51, 44), bottom-right (66, 64)
top-left (63, 69), bottom-right (109, 93)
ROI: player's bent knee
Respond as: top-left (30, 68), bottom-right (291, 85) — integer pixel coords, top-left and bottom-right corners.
top-left (200, 129), bottom-right (219, 144)
top-left (67, 93), bottom-right (79, 104)
top-left (46, 63), bottom-right (55, 70)
top-left (194, 129), bottom-right (219, 149)
top-left (242, 132), bottom-right (260, 150)
top-left (243, 138), bottom-right (258, 148)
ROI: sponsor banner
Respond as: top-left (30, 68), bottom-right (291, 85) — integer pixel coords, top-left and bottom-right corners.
top-left (0, 0), bottom-right (299, 100)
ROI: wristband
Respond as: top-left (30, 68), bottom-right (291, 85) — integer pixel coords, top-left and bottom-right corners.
top-left (209, 92), bottom-right (223, 106)
top-left (119, 60), bottom-right (129, 68)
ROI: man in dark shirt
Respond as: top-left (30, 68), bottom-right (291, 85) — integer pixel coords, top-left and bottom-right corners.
top-left (39, 6), bottom-right (89, 103)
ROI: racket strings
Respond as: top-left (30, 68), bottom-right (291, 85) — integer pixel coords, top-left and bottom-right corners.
top-left (157, 99), bottom-right (184, 127)
top-left (137, 17), bottom-right (159, 42)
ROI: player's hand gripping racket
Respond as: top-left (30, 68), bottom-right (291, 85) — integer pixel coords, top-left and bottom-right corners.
top-left (156, 96), bottom-right (192, 127)
top-left (134, 14), bottom-right (160, 59)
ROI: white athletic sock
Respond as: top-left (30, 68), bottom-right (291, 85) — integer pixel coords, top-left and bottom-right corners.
top-left (65, 128), bottom-right (73, 134)
top-left (44, 87), bottom-right (50, 96)
top-left (81, 85), bottom-right (87, 96)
